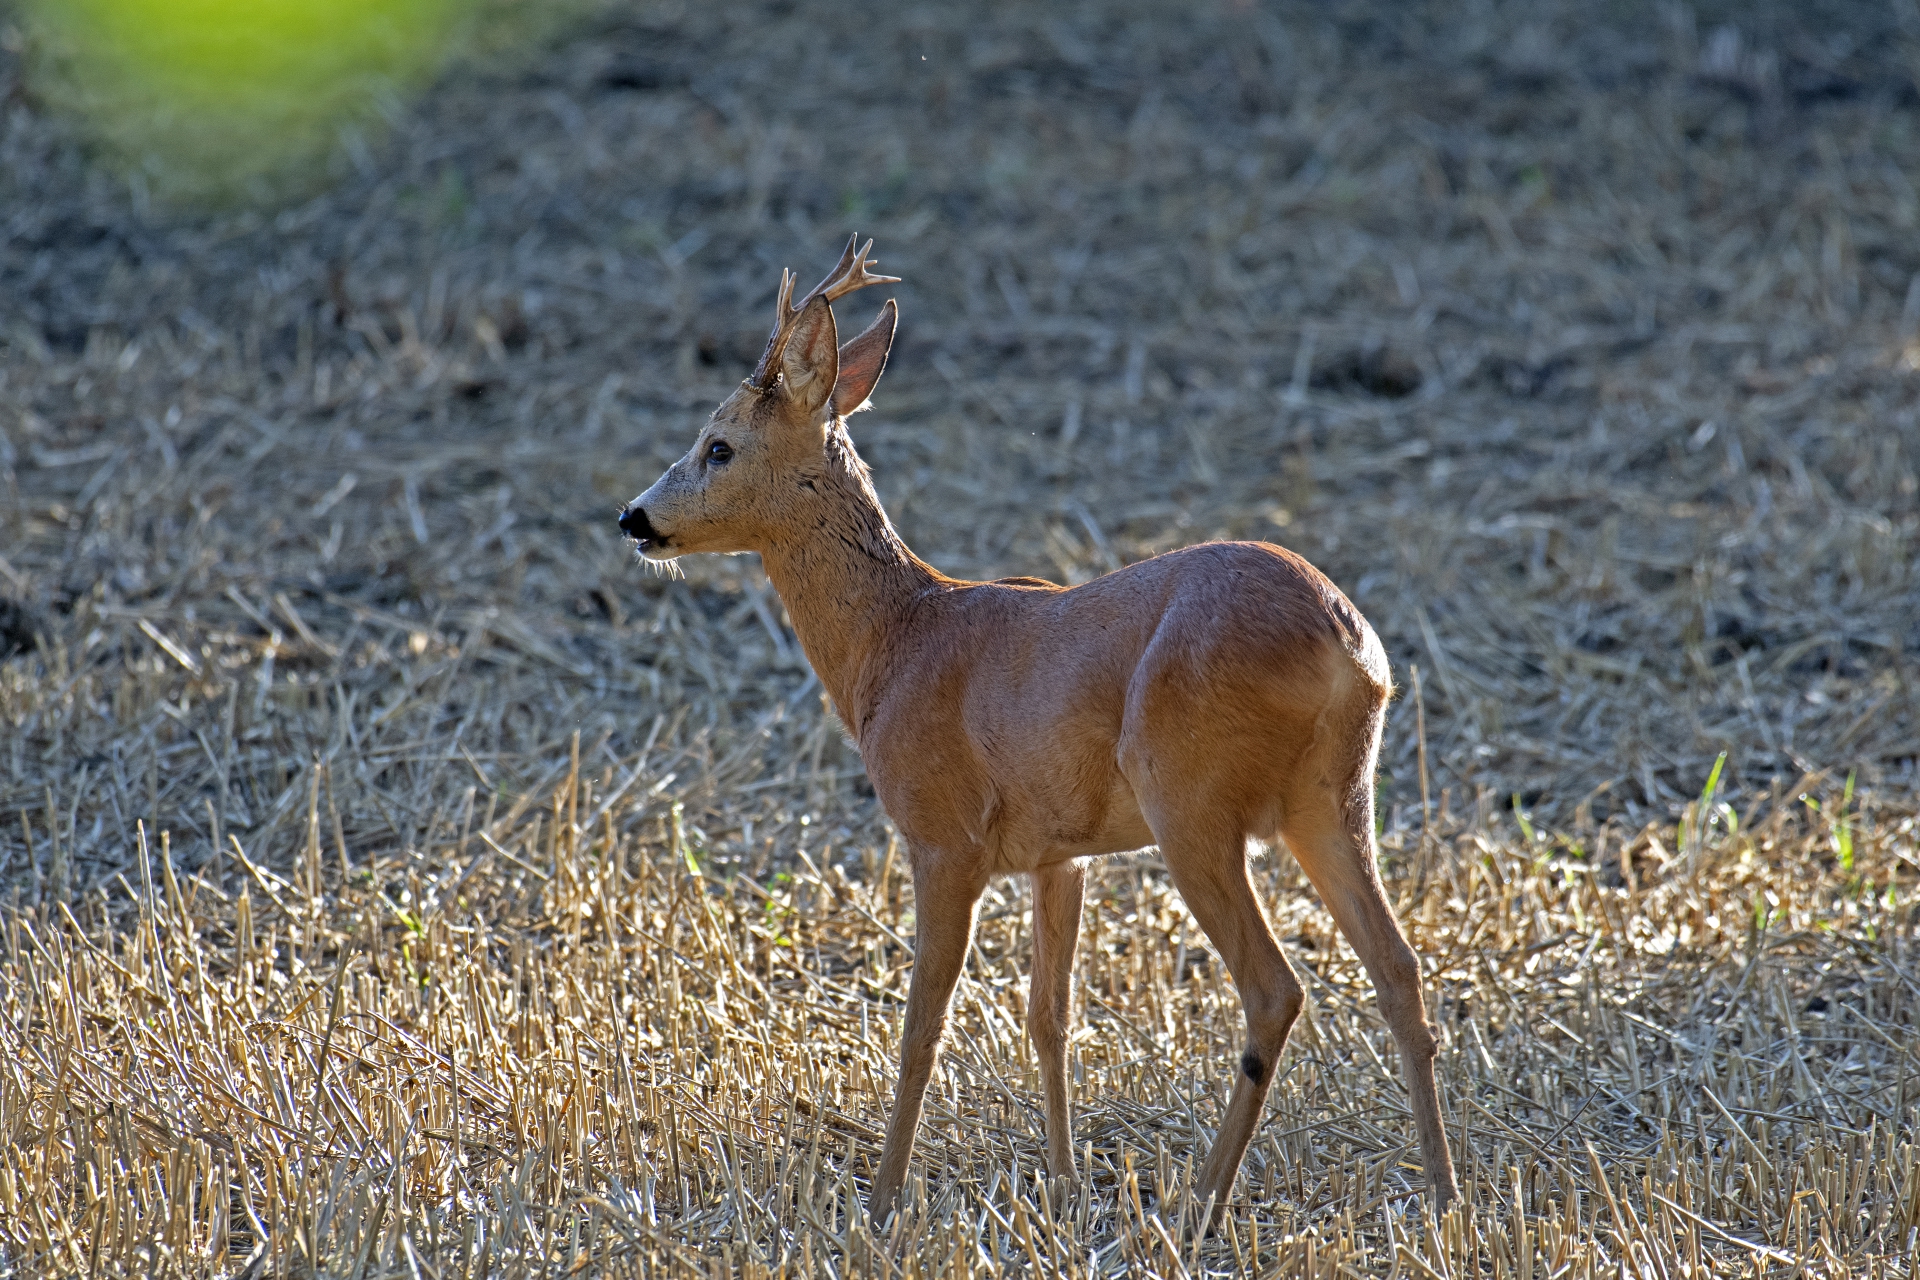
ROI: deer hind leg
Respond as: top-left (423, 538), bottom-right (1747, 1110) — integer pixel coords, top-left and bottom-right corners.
top-left (1148, 815), bottom-right (1306, 1226)
top-left (1277, 725), bottom-right (1460, 1209)
top-left (869, 848), bottom-right (987, 1220)
top-left (1028, 860), bottom-right (1085, 1182)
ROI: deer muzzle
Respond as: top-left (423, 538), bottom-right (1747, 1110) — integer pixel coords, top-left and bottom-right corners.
top-left (617, 504), bottom-right (667, 551)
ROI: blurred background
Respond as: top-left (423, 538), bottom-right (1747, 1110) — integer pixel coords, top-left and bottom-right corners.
top-left (1, 0), bottom-right (1916, 886)
top-left (16, 0), bottom-right (471, 204)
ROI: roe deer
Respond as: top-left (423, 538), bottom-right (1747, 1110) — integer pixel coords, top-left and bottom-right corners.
top-left (618, 237), bottom-right (1459, 1221)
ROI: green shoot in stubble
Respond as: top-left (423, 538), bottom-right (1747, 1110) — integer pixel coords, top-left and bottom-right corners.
top-left (384, 897), bottom-right (431, 987)
top-left (1804, 770), bottom-right (1859, 883)
top-left (673, 800), bottom-right (699, 876)
top-left (1681, 751), bottom-right (1737, 868)
top-left (1512, 793), bottom-right (1537, 845)
top-left (1698, 751), bottom-right (1726, 819)
top-left (1834, 769), bottom-right (1857, 875)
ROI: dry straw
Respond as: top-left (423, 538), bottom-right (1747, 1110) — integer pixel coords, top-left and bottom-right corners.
top-left (1, 0), bottom-right (1917, 1274)
top-left (0, 757), bottom-right (1914, 1275)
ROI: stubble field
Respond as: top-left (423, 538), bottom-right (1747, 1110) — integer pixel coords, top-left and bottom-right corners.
top-left (0, 0), bottom-right (1916, 1274)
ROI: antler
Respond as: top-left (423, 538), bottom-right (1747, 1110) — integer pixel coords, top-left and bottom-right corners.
top-left (750, 235), bottom-right (900, 388)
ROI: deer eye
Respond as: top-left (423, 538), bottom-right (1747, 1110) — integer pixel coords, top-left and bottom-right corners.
top-left (706, 440), bottom-right (734, 465)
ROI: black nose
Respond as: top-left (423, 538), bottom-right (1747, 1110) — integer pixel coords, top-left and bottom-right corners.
top-left (618, 505), bottom-right (660, 542)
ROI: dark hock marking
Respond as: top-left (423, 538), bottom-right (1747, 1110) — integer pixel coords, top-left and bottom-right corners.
top-left (1241, 1051), bottom-right (1265, 1085)
top-left (618, 505), bottom-right (662, 544)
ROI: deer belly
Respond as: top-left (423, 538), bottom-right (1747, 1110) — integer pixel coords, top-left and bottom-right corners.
top-left (986, 770), bottom-right (1154, 871)
top-left (1075, 773), bottom-right (1155, 856)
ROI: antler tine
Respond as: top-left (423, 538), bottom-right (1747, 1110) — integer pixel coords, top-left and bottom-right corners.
top-left (752, 236), bottom-right (901, 388)
top-left (801, 235), bottom-right (863, 308)
top-left (819, 237), bottom-right (901, 304)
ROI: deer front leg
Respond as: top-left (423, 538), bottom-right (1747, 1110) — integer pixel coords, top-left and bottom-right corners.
top-left (869, 850), bottom-right (985, 1219)
top-left (1028, 860), bottom-right (1085, 1183)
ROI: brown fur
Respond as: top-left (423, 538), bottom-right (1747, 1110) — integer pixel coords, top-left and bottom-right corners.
top-left (622, 249), bottom-right (1459, 1223)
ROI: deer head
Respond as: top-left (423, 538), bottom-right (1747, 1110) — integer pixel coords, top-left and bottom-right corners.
top-left (619, 236), bottom-right (899, 559)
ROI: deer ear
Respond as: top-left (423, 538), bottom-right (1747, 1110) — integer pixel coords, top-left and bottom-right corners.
top-left (779, 296), bottom-right (839, 415)
top-left (831, 299), bottom-right (897, 417)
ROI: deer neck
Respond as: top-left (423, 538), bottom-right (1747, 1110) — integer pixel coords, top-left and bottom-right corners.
top-left (757, 429), bottom-right (942, 729)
